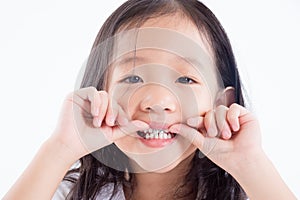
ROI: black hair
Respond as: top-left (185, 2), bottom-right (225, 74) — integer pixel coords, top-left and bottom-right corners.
top-left (64, 0), bottom-right (247, 199)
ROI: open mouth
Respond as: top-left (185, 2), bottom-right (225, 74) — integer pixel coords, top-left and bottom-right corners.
top-left (137, 128), bottom-right (177, 140)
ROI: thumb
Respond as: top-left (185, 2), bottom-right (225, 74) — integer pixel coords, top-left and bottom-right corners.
top-left (110, 120), bottom-right (149, 141)
top-left (169, 124), bottom-right (222, 157)
top-left (169, 124), bottom-right (205, 149)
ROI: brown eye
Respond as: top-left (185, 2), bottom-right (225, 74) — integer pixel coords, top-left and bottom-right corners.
top-left (176, 76), bottom-right (196, 84)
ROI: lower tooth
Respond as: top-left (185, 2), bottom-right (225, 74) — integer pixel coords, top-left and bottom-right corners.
top-left (159, 133), bottom-right (164, 139)
top-left (143, 132), bottom-right (173, 140)
top-left (145, 133), bottom-right (150, 139)
top-left (163, 133), bottom-right (168, 139)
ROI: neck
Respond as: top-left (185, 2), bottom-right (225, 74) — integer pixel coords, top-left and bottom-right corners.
top-left (124, 153), bottom-right (196, 200)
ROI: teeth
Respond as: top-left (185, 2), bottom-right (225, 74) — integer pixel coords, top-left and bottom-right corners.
top-left (145, 133), bottom-right (150, 139)
top-left (140, 128), bottom-right (174, 140)
top-left (159, 132), bottom-right (164, 139)
top-left (150, 133), bottom-right (154, 139)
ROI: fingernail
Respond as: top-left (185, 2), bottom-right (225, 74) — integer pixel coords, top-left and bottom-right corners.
top-left (108, 116), bottom-right (115, 125)
top-left (223, 130), bottom-right (231, 139)
top-left (132, 121), bottom-right (149, 129)
top-left (208, 126), bottom-right (217, 136)
top-left (97, 119), bottom-right (102, 127)
top-left (233, 124), bottom-right (239, 132)
top-left (169, 126), bottom-right (179, 133)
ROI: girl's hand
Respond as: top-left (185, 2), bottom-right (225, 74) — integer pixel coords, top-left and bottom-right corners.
top-left (169, 103), bottom-right (262, 174)
top-left (50, 87), bottom-right (148, 163)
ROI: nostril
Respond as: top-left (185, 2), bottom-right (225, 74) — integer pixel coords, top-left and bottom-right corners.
top-left (164, 107), bottom-right (172, 111)
top-left (144, 105), bottom-right (173, 113)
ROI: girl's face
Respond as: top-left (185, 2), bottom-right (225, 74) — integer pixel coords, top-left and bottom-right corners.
top-left (107, 14), bottom-right (219, 173)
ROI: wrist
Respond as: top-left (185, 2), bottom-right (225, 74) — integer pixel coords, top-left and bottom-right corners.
top-left (229, 150), bottom-right (296, 199)
top-left (230, 148), bottom-right (268, 178)
top-left (43, 137), bottom-right (79, 167)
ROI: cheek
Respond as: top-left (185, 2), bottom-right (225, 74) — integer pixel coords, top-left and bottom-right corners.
top-left (176, 85), bottom-right (213, 118)
top-left (192, 86), bottom-right (214, 114)
top-left (114, 136), bottom-right (135, 151)
top-left (110, 84), bottom-right (214, 121)
top-left (109, 84), bottom-right (138, 114)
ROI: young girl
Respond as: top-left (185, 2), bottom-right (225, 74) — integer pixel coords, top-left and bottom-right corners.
top-left (4, 0), bottom-right (296, 199)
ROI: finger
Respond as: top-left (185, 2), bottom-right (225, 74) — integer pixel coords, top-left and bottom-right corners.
top-left (105, 96), bottom-right (118, 126)
top-left (227, 103), bottom-right (250, 131)
top-left (111, 120), bottom-right (149, 141)
top-left (204, 110), bottom-right (218, 137)
top-left (186, 116), bottom-right (204, 129)
top-left (74, 87), bottom-right (100, 117)
top-left (215, 105), bottom-right (232, 140)
top-left (115, 104), bottom-right (129, 126)
top-left (71, 105), bottom-right (112, 152)
top-left (169, 124), bottom-right (205, 149)
top-left (169, 124), bottom-right (233, 158)
top-left (93, 91), bottom-right (109, 128)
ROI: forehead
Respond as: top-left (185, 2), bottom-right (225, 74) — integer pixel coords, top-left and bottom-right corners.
top-left (113, 49), bottom-right (204, 76)
top-left (135, 14), bottom-right (213, 58)
top-left (110, 28), bottom-right (215, 79)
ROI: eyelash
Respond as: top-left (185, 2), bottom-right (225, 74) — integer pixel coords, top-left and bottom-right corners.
top-left (121, 75), bottom-right (197, 84)
top-left (176, 76), bottom-right (197, 84)
top-left (121, 75), bottom-right (143, 84)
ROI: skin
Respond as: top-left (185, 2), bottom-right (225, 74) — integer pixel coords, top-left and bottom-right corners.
top-left (4, 13), bottom-right (296, 200)
top-left (107, 14), bottom-right (218, 197)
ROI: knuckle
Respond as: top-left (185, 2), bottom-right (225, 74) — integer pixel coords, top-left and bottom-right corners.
top-left (229, 103), bottom-right (240, 110)
top-left (227, 112), bottom-right (236, 122)
top-left (66, 91), bottom-right (74, 99)
top-left (215, 105), bottom-right (227, 112)
top-left (99, 90), bottom-right (108, 99)
top-left (87, 86), bottom-right (97, 91)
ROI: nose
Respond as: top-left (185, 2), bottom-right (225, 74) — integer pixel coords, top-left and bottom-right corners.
top-left (139, 85), bottom-right (177, 114)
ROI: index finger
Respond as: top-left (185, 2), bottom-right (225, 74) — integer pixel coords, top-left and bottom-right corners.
top-left (187, 116), bottom-right (205, 129)
top-left (110, 120), bottom-right (149, 142)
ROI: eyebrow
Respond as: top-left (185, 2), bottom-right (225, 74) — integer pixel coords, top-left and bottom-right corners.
top-left (114, 54), bottom-right (209, 76)
top-left (116, 56), bottom-right (147, 66)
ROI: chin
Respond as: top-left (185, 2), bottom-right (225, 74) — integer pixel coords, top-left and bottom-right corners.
top-left (127, 146), bottom-right (197, 174)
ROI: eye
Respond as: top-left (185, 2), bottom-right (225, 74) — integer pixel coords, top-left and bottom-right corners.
top-left (176, 76), bottom-right (196, 84)
top-left (121, 75), bottom-right (143, 84)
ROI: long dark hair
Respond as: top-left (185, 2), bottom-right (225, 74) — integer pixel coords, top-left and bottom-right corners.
top-left (64, 0), bottom-right (247, 199)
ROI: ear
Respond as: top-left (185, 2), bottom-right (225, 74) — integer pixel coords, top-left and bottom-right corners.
top-left (215, 86), bottom-right (235, 107)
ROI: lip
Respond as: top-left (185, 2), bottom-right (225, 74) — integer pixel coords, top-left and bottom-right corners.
top-left (138, 135), bottom-right (177, 148)
top-left (136, 121), bottom-right (177, 148)
top-left (148, 121), bottom-right (171, 130)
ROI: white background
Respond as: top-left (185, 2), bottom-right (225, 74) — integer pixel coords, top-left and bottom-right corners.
top-left (0, 0), bottom-right (299, 198)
